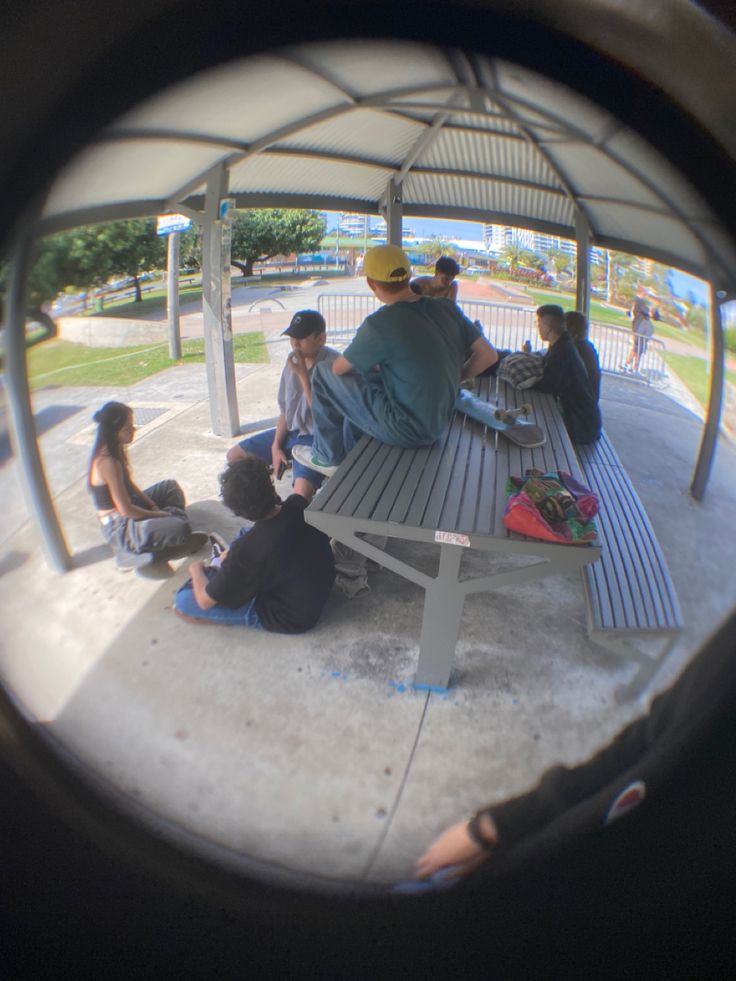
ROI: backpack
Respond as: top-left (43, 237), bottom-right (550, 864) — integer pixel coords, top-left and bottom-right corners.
top-left (503, 469), bottom-right (598, 544)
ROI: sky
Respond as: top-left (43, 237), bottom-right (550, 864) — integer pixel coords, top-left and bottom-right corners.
top-left (324, 211), bottom-right (483, 242)
top-left (666, 268), bottom-right (709, 307)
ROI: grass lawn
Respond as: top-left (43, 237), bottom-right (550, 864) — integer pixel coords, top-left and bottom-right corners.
top-left (92, 270), bottom-right (349, 320)
top-left (95, 284), bottom-right (205, 319)
top-left (523, 286), bottom-right (708, 348)
top-left (26, 333), bottom-right (268, 388)
top-left (663, 352), bottom-right (736, 407)
top-left (524, 287), bottom-right (634, 330)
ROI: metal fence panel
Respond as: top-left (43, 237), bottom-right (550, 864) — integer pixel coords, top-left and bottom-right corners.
top-left (317, 294), bottom-right (669, 386)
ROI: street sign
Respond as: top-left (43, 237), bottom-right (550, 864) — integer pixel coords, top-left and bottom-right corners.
top-left (156, 214), bottom-right (192, 235)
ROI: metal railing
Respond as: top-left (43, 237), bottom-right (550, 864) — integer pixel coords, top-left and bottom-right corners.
top-left (586, 321), bottom-right (669, 386)
top-left (317, 294), bottom-right (669, 386)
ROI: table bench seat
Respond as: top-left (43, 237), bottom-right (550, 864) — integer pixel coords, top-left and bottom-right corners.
top-left (306, 379), bottom-right (600, 690)
top-left (577, 431), bottom-right (683, 699)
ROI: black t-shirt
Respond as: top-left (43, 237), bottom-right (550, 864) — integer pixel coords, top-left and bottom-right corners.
top-left (205, 495), bottom-right (335, 633)
top-left (535, 331), bottom-right (602, 444)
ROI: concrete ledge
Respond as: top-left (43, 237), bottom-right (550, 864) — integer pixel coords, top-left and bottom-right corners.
top-left (58, 316), bottom-right (167, 347)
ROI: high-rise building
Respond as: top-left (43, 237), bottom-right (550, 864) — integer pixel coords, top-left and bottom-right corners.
top-left (336, 213), bottom-right (387, 237)
top-left (483, 224), bottom-right (535, 253)
top-left (483, 223), bottom-right (605, 266)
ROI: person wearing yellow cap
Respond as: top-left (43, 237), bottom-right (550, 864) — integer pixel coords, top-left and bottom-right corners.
top-left (292, 244), bottom-right (498, 476)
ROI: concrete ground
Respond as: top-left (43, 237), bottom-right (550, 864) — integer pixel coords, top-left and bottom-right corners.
top-left (1, 289), bottom-right (735, 896)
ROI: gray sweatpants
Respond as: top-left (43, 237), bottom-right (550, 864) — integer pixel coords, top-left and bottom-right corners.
top-left (99, 479), bottom-right (191, 557)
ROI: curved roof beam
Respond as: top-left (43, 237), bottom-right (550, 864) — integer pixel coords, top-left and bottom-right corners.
top-left (156, 81), bottom-right (469, 211)
top-left (476, 56), bottom-right (732, 281)
top-left (479, 58), bottom-right (586, 221)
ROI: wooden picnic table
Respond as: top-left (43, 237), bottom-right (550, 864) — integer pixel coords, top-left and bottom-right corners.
top-left (305, 377), bottom-right (601, 690)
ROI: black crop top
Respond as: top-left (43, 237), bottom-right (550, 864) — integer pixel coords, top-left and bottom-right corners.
top-left (90, 470), bottom-right (145, 512)
top-left (90, 482), bottom-right (115, 510)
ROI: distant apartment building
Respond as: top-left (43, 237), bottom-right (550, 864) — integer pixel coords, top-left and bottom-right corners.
top-left (331, 212), bottom-right (388, 237)
top-left (483, 223), bottom-right (605, 266)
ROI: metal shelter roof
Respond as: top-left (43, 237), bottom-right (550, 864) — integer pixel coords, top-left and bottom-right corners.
top-left (39, 40), bottom-right (736, 289)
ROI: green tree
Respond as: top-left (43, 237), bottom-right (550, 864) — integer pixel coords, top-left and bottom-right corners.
top-left (0, 230), bottom-right (90, 338)
top-left (544, 246), bottom-right (572, 281)
top-left (180, 224), bottom-right (202, 270)
top-left (423, 235), bottom-right (454, 264)
top-left (608, 250), bottom-right (638, 307)
top-left (499, 242), bottom-right (539, 276)
top-left (77, 218), bottom-right (166, 301)
top-left (499, 242), bottom-right (534, 272)
top-left (230, 209), bottom-right (326, 277)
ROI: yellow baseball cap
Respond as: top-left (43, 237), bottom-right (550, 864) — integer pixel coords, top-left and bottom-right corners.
top-left (363, 245), bottom-right (411, 282)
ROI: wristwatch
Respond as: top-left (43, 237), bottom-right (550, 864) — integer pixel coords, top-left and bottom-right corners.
top-left (467, 812), bottom-right (498, 851)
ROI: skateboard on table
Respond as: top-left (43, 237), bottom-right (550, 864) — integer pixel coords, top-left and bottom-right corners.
top-left (455, 389), bottom-right (547, 448)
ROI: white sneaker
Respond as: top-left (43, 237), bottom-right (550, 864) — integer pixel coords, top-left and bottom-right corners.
top-left (291, 444), bottom-right (339, 478)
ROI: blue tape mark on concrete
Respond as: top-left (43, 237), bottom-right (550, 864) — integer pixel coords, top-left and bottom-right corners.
top-left (388, 680), bottom-right (407, 693)
top-left (320, 670), bottom-right (349, 682)
top-left (412, 682), bottom-right (449, 694)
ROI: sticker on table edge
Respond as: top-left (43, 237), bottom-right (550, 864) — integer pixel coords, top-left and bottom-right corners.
top-left (433, 530), bottom-right (471, 547)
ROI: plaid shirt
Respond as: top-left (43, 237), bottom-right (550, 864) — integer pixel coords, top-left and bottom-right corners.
top-left (498, 352), bottom-right (545, 389)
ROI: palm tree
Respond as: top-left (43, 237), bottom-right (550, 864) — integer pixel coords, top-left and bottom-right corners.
top-left (499, 242), bottom-right (527, 272)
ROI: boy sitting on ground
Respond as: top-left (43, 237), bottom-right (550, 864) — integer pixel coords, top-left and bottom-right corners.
top-left (292, 245), bottom-right (497, 475)
top-left (410, 255), bottom-right (461, 301)
top-left (227, 309), bottom-right (338, 501)
top-left (174, 457), bottom-right (335, 633)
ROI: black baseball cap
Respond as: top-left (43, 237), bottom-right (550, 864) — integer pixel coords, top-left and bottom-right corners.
top-left (282, 310), bottom-right (326, 339)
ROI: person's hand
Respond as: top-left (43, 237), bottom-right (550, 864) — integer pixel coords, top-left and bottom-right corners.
top-left (271, 444), bottom-right (288, 476)
top-left (287, 350), bottom-right (310, 383)
top-left (414, 820), bottom-right (490, 881)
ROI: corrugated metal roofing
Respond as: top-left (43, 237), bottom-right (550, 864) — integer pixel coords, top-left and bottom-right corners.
top-left (38, 39), bottom-right (736, 287)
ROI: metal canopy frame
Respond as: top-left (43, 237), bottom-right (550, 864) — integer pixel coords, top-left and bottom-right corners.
top-left (4, 38), bottom-right (733, 570)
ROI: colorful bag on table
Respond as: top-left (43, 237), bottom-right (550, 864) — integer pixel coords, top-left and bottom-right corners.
top-left (503, 469), bottom-right (599, 544)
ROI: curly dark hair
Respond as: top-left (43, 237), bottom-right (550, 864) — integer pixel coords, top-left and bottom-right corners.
top-left (219, 457), bottom-right (278, 521)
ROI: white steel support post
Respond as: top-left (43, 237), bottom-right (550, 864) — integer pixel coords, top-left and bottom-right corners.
top-left (201, 165), bottom-right (239, 436)
top-left (379, 179), bottom-right (403, 247)
top-left (575, 211), bottom-right (591, 318)
top-left (167, 231), bottom-right (181, 360)
top-left (690, 283), bottom-right (728, 501)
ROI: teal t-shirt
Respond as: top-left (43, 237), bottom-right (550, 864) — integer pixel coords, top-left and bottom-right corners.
top-left (343, 296), bottom-right (481, 445)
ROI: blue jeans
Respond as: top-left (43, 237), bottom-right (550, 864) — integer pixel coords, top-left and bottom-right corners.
top-left (174, 565), bottom-right (264, 628)
top-left (310, 361), bottom-right (395, 465)
top-left (237, 428), bottom-right (325, 489)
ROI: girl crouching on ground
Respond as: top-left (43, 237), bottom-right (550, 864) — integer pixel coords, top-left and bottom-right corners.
top-left (88, 401), bottom-right (205, 570)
